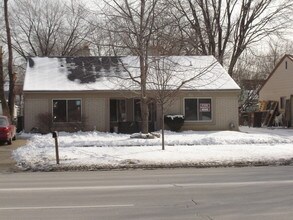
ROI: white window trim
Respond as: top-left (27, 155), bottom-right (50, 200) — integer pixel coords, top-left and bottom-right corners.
top-left (52, 98), bottom-right (82, 123)
top-left (183, 97), bottom-right (213, 122)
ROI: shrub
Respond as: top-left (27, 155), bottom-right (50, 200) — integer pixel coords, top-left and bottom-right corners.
top-left (164, 115), bottom-right (185, 132)
top-left (37, 113), bottom-right (87, 133)
top-left (37, 112), bottom-right (53, 133)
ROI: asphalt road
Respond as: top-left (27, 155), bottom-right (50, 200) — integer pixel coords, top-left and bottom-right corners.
top-left (1, 166), bottom-right (293, 220)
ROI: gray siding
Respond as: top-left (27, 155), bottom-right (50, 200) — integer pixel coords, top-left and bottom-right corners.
top-left (23, 90), bottom-right (240, 132)
top-left (165, 91), bottom-right (239, 131)
top-left (24, 99), bottom-right (49, 132)
top-left (84, 98), bottom-right (107, 131)
top-left (215, 96), bottom-right (239, 130)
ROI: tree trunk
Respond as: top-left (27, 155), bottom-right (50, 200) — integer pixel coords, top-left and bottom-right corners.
top-left (0, 47), bottom-right (11, 118)
top-left (161, 104), bottom-right (165, 150)
top-left (4, 0), bottom-right (15, 119)
top-left (140, 97), bottom-right (149, 133)
top-left (140, 56), bottom-right (149, 134)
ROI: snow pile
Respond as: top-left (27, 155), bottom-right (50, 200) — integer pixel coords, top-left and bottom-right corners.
top-left (13, 127), bottom-right (293, 171)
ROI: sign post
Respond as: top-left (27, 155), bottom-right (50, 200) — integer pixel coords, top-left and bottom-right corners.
top-left (52, 131), bottom-right (60, 164)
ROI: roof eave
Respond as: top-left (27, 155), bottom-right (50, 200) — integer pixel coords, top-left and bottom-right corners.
top-left (23, 88), bottom-right (241, 93)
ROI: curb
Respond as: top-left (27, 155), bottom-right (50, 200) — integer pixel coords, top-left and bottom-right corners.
top-left (17, 159), bottom-right (293, 172)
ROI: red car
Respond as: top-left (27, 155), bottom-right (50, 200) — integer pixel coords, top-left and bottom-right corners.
top-left (0, 116), bottom-right (16, 145)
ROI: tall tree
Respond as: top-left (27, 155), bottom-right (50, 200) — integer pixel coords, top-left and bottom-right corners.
top-left (170, 0), bottom-right (293, 77)
top-left (99, 0), bottom-right (166, 133)
top-left (236, 39), bottom-right (293, 111)
top-left (0, 46), bottom-right (10, 118)
top-left (147, 56), bottom-right (217, 149)
top-left (9, 0), bottom-right (93, 58)
top-left (4, 0), bottom-right (14, 119)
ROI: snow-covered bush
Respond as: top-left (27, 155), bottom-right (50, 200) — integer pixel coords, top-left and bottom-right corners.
top-left (164, 115), bottom-right (185, 132)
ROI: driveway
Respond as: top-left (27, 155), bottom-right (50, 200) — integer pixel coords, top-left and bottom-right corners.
top-left (0, 138), bottom-right (27, 173)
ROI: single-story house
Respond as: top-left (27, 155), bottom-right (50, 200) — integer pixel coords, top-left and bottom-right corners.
top-left (258, 54), bottom-right (293, 126)
top-left (23, 56), bottom-right (240, 133)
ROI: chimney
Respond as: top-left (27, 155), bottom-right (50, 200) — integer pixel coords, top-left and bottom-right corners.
top-left (77, 44), bottom-right (91, 56)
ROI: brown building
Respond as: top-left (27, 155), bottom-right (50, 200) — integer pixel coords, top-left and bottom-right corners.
top-left (23, 56), bottom-right (240, 133)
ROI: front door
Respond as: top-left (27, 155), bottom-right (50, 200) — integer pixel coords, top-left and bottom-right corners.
top-left (110, 98), bottom-right (156, 133)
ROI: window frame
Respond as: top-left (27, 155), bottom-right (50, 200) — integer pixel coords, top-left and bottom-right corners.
top-left (133, 98), bottom-right (156, 122)
top-left (110, 99), bottom-right (127, 122)
top-left (183, 97), bottom-right (212, 122)
top-left (52, 98), bottom-right (82, 123)
top-left (280, 96), bottom-right (286, 110)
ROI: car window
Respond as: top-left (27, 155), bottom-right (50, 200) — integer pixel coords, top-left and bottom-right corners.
top-left (0, 118), bottom-right (8, 126)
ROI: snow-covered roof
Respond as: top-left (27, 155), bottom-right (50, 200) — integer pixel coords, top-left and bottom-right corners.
top-left (23, 56), bottom-right (240, 92)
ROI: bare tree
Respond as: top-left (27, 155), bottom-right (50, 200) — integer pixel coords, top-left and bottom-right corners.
top-left (0, 4), bottom-right (10, 117)
top-left (98, 0), bottom-right (167, 133)
top-left (254, 40), bottom-right (293, 77)
top-left (146, 56), bottom-right (217, 149)
top-left (56, 0), bottom-right (95, 56)
top-left (170, 0), bottom-right (293, 77)
top-left (9, 0), bottom-right (93, 58)
top-left (236, 39), bottom-right (293, 112)
top-left (0, 46), bottom-right (10, 118)
top-left (235, 53), bottom-right (266, 112)
top-left (4, 0), bottom-right (14, 119)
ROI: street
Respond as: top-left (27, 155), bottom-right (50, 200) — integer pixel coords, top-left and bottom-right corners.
top-left (0, 166), bottom-right (293, 219)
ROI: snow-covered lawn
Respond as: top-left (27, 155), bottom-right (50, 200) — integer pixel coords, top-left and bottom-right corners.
top-left (13, 127), bottom-right (293, 171)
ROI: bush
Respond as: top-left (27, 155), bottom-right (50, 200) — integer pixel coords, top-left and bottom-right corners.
top-left (37, 112), bottom-right (87, 133)
top-left (164, 115), bottom-right (185, 132)
top-left (37, 112), bottom-right (53, 133)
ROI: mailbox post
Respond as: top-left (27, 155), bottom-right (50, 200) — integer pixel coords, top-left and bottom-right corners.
top-left (52, 131), bottom-right (60, 164)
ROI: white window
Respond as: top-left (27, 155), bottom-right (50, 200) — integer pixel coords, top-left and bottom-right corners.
top-left (184, 98), bottom-right (212, 121)
top-left (53, 99), bottom-right (81, 122)
top-left (110, 99), bottom-right (126, 122)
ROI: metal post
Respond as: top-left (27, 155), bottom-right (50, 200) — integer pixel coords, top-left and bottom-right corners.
top-left (52, 131), bottom-right (59, 164)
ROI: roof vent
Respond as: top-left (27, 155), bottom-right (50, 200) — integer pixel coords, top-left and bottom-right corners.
top-left (76, 44), bottom-right (91, 57)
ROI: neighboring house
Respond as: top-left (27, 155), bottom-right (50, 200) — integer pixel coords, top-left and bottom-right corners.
top-left (23, 56), bottom-right (240, 133)
top-left (0, 103), bottom-right (18, 120)
top-left (258, 54), bottom-right (293, 126)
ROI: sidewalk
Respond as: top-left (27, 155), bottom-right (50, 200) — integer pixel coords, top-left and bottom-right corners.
top-left (0, 138), bottom-right (27, 173)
